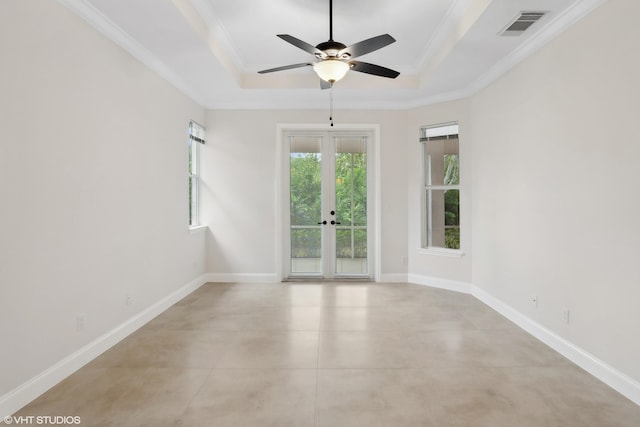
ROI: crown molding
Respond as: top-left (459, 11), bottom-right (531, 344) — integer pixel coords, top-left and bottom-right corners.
top-left (56, 0), bottom-right (609, 111)
top-left (187, 0), bottom-right (246, 71)
top-left (465, 0), bottom-right (609, 96)
top-left (56, 0), bottom-right (208, 108)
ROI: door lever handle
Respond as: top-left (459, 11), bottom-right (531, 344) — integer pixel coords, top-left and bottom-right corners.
top-left (331, 220), bottom-right (341, 225)
top-left (318, 220), bottom-right (327, 225)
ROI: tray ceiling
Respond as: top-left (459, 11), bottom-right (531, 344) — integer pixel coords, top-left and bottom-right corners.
top-left (59, 0), bottom-right (606, 109)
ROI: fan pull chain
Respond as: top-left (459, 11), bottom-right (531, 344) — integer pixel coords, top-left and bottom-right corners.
top-left (329, 83), bottom-right (334, 127)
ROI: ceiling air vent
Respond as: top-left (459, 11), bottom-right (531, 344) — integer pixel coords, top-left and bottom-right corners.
top-left (500, 12), bottom-right (546, 36)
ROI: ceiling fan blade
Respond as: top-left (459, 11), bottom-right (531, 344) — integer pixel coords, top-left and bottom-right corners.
top-left (339, 34), bottom-right (396, 59)
top-left (320, 79), bottom-right (331, 90)
top-left (258, 63), bottom-right (312, 74)
top-left (349, 61), bottom-right (400, 79)
top-left (277, 34), bottom-right (323, 56)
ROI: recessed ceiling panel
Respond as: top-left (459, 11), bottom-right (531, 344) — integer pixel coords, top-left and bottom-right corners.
top-left (68, 0), bottom-right (606, 109)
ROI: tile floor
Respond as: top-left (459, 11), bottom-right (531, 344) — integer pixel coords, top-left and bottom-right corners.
top-left (13, 282), bottom-right (640, 426)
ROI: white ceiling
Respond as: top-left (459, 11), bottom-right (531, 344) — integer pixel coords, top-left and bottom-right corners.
top-left (59, 0), bottom-right (606, 109)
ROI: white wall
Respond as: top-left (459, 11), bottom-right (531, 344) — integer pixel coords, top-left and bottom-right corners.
top-left (3, 0), bottom-right (639, 414)
top-left (470, 0), bottom-right (640, 384)
top-left (0, 0), bottom-right (206, 403)
top-left (201, 109), bottom-right (409, 281)
top-left (406, 100), bottom-right (473, 287)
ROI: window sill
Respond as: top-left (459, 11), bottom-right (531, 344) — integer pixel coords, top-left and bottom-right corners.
top-left (189, 225), bottom-right (207, 235)
top-left (418, 247), bottom-right (465, 258)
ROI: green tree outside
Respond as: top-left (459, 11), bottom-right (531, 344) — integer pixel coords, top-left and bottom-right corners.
top-left (289, 151), bottom-right (368, 258)
top-left (443, 154), bottom-right (460, 249)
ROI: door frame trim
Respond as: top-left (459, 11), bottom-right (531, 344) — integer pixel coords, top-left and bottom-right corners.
top-left (275, 123), bottom-right (381, 282)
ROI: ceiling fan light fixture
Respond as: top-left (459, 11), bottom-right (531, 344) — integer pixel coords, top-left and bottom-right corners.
top-left (313, 60), bottom-right (350, 83)
top-left (257, 0), bottom-right (399, 85)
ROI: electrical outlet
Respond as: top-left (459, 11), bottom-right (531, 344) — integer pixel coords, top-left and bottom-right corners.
top-left (532, 295), bottom-right (538, 308)
top-left (562, 308), bottom-right (570, 324)
top-left (76, 314), bottom-right (85, 332)
top-left (125, 294), bottom-right (132, 307)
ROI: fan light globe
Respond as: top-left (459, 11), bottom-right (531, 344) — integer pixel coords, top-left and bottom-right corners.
top-left (313, 60), bottom-right (350, 82)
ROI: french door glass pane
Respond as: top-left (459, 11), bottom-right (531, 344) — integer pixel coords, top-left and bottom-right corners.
top-left (290, 136), bottom-right (322, 274)
top-left (335, 137), bottom-right (367, 275)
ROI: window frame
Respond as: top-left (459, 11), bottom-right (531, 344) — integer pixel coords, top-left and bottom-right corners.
top-left (188, 121), bottom-right (205, 228)
top-left (420, 122), bottom-right (463, 255)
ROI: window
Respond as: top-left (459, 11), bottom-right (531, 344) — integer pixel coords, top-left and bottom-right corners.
top-left (188, 121), bottom-right (205, 227)
top-left (421, 122), bottom-right (460, 250)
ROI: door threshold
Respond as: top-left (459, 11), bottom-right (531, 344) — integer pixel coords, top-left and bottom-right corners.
top-left (283, 277), bottom-right (373, 283)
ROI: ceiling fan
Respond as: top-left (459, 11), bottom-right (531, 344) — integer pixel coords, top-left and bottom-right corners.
top-left (257, 0), bottom-right (400, 88)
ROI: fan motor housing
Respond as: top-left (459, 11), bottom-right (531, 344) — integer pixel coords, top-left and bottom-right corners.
top-left (316, 40), bottom-right (348, 58)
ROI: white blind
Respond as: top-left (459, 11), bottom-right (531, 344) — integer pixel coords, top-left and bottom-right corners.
top-left (189, 121), bottom-right (206, 144)
top-left (419, 123), bottom-right (458, 142)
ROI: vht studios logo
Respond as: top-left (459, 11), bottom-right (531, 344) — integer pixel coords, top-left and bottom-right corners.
top-left (3, 415), bottom-right (81, 425)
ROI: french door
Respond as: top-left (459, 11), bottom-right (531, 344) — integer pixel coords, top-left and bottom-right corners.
top-left (284, 130), bottom-right (372, 279)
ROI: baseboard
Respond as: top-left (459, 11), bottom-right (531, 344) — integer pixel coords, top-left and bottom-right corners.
top-left (407, 274), bottom-right (473, 294)
top-left (205, 273), bottom-right (408, 284)
top-left (0, 274), bottom-right (209, 418)
top-left (204, 273), bottom-right (279, 283)
top-left (378, 273), bottom-right (408, 283)
top-left (4, 273), bottom-right (637, 417)
top-left (406, 274), bottom-right (640, 405)
top-left (471, 285), bottom-right (640, 406)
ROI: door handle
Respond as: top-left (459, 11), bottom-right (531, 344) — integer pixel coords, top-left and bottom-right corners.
top-left (317, 220), bottom-right (327, 225)
top-left (331, 220), bottom-right (341, 225)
